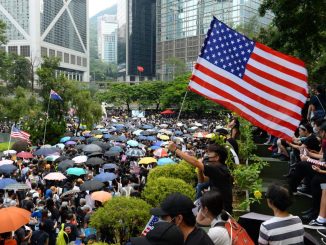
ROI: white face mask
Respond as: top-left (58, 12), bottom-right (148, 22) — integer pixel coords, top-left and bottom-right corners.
top-left (313, 127), bottom-right (318, 134)
top-left (38, 206), bottom-right (44, 210)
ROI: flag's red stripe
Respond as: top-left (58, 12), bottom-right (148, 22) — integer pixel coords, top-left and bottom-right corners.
top-left (189, 85), bottom-right (293, 141)
top-left (255, 42), bottom-right (306, 67)
top-left (246, 64), bottom-right (308, 97)
top-left (242, 74), bottom-right (305, 108)
top-left (191, 75), bottom-right (298, 131)
top-left (195, 64), bottom-right (302, 121)
top-left (250, 52), bottom-right (307, 82)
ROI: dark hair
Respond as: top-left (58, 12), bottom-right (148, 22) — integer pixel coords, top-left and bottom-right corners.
top-left (300, 123), bottom-right (313, 134)
top-left (200, 191), bottom-right (228, 221)
top-left (207, 144), bottom-right (228, 164)
top-left (177, 212), bottom-right (196, 227)
top-left (266, 184), bottom-right (292, 211)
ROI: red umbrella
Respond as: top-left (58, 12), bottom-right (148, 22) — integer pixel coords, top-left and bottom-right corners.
top-left (16, 151), bottom-right (33, 159)
top-left (160, 109), bottom-right (175, 115)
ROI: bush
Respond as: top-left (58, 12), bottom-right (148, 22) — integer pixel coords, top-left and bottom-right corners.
top-left (147, 161), bottom-right (196, 185)
top-left (142, 177), bottom-right (195, 207)
top-left (0, 142), bottom-right (14, 151)
top-left (11, 140), bottom-right (29, 152)
top-left (90, 197), bottom-right (151, 244)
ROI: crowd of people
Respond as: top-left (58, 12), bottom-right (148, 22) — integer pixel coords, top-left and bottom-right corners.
top-left (0, 83), bottom-right (325, 245)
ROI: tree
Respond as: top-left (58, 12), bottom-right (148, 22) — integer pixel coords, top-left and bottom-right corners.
top-left (137, 81), bottom-right (168, 111)
top-left (166, 57), bottom-right (188, 80)
top-left (0, 20), bottom-right (7, 45)
top-left (142, 177), bottom-right (195, 207)
top-left (8, 55), bottom-right (31, 90)
top-left (259, 0), bottom-right (326, 83)
top-left (0, 51), bottom-right (13, 85)
top-left (90, 197), bottom-right (151, 244)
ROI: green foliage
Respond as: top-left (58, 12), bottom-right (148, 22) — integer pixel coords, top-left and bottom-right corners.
top-left (238, 118), bottom-right (257, 163)
top-left (0, 51), bottom-right (13, 83)
top-left (166, 57), bottom-right (188, 79)
top-left (0, 142), bottom-right (13, 151)
top-left (142, 177), bottom-right (195, 207)
top-left (0, 20), bottom-right (7, 45)
top-left (90, 197), bottom-right (151, 244)
top-left (258, 0), bottom-right (326, 83)
top-left (147, 161), bottom-right (196, 185)
top-left (8, 55), bottom-right (31, 90)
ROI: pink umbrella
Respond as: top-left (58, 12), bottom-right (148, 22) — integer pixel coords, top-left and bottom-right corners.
top-left (153, 148), bottom-right (168, 157)
top-left (16, 151), bottom-right (33, 159)
top-left (44, 172), bottom-right (67, 181)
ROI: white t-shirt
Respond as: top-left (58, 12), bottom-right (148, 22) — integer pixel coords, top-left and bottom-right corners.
top-left (208, 217), bottom-right (231, 245)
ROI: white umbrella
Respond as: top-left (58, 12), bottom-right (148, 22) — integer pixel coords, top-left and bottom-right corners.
top-left (44, 172), bottom-right (67, 181)
top-left (55, 143), bottom-right (65, 150)
top-left (72, 155), bottom-right (88, 164)
top-left (41, 144), bottom-right (53, 149)
top-left (3, 150), bottom-right (17, 156)
top-left (132, 130), bottom-right (143, 136)
top-left (176, 123), bottom-right (183, 127)
top-left (0, 160), bottom-right (14, 166)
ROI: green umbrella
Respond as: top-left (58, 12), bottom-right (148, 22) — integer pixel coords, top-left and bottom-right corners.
top-left (66, 167), bottom-right (87, 176)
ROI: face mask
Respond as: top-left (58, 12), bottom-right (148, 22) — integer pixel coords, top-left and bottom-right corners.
top-left (313, 127), bottom-right (318, 134)
top-left (38, 206), bottom-right (44, 210)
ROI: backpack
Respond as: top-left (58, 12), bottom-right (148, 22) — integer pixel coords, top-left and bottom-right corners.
top-left (56, 224), bottom-right (69, 245)
top-left (215, 217), bottom-right (254, 245)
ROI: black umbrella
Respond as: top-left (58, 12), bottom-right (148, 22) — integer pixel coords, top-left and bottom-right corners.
top-left (60, 189), bottom-right (80, 198)
top-left (80, 180), bottom-right (104, 191)
top-left (90, 130), bottom-right (102, 135)
top-left (34, 148), bottom-right (59, 156)
top-left (58, 160), bottom-right (74, 172)
top-left (140, 131), bottom-right (151, 136)
top-left (126, 148), bottom-right (145, 157)
top-left (54, 156), bottom-right (69, 163)
top-left (75, 144), bottom-right (86, 151)
top-left (87, 152), bottom-right (104, 157)
top-left (109, 146), bottom-right (123, 153)
top-left (116, 135), bottom-right (127, 142)
top-left (92, 141), bottom-right (107, 150)
top-left (103, 163), bottom-right (117, 170)
top-left (83, 144), bottom-right (103, 153)
top-left (0, 165), bottom-right (17, 175)
top-left (104, 151), bottom-right (120, 157)
top-left (86, 157), bottom-right (104, 167)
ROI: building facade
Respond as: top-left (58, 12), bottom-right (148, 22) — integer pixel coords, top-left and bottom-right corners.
top-left (0, 0), bottom-right (89, 82)
top-left (117, 0), bottom-right (156, 82)
top-left (156, 0), bottom-right (273, 80)
top-left (97, 15), bottom-right (118, 64)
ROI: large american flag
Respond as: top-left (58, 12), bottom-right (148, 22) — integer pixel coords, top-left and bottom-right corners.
top-left (141, 215), bottom-right (159, 236)
top-left (10, 126), bottom-right (30, 142)
top-left (189, 17), bottom-right (308, 141)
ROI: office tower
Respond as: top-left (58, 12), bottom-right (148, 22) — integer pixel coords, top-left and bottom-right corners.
top-left (117, 0), bottom-right (156, 82)
top-left (156, 0), bottom-right (273, 80)
top-left (0, 0), bottom-right (89, 81)
top-left (97, 15), bottom-right (118, 64)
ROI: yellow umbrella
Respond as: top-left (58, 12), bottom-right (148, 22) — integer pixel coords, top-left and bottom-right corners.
top-left (158, 134), bottom-right (169, 141)
top-left (205, 133), bottom-right (216, 139)
top-left (139, 157), bottom-right (157, 165)
top-left (94, 135), bottom-right (103, 139)
top-left (82, 130), bottom-right (91, 136)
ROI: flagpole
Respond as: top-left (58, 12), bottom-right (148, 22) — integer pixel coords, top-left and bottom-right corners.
top-left (171, 90), bottom-right (189, 141)
top-left (43, 93), bottom-right (51, 145)
top-left (7, 124), bottom-right (14, 151)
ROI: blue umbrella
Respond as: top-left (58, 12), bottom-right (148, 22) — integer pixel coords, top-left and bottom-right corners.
top-left (116, 135), bottom-right (127, 142)
top-left (34, 148), bottom-right (59, 156)
top-left (94, 172), bottom-right (117, 182)
top-left (137, 135), bottom-right (147, 141)
top-left (60, 136), bottom-right (71, 143)
top-left (142, 124), bottom-right (154, 129)
top-left (153, 141), bottom-right (164, 147)
top-left (174, 130), bottom-right (183, 136)
top-left (103, 163), bottom-right (117, 170)
top-left (103, 134), bottom-right (112, 139)
top-left (0, 178), bottom-right (17, 189)
top-left (113, 124), bottom-right (125, 129)
top-left (157, 158), bottom-right (176, 166)
top-left (0, 165), bottom-right (18, 175)
top-left (150, 145), bottom-right (161, 150)
top-left (66, 167), bottom-right (87, 176)
top-left (146, 136), bottom-right (157, 141)
top-left (109, 146), bottom-right (123, 153)
top-left (127, 140), bottom-right (139, 147)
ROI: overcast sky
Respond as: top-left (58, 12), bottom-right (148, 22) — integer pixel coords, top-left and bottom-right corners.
top-left (89, 0), bottom-right (117, 17)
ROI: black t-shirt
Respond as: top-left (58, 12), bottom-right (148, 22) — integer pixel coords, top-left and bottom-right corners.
top-left (302, 134), bottom-right (320, 152)
top-left (65, 223), bottom-right (79, 242)
top-left (310, 95), bottom-right (326, 111)
top-left (185, 227), bottom-right (214, 245)
top-left (227, 138), bottom-right (239, 155)
top-left (203, 162), bottom-right (233, 213)
top-left (31, 230), bottom-right (49, 245)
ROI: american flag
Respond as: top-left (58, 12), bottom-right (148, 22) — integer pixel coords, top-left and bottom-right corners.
top-left (10, 126), bottom-right (30, 142)
top-left (189, 17), bottom-right (308, 141)
top-left (141, 215), bottom-right (159, 236)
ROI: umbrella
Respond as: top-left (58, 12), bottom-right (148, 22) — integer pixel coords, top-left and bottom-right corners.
top-left (137, 135), bottom-right (147, 141)
top-left (103, 163), bottom-right (117, 170)
top-left (92, 141), bottom-right (107, 150)
top-left (65, 141), bottom-right (77, 145)
top-left (58, 160), bottom-right (74, 172)
top-left (3, 150), bottom-right (17, 156)
top-left (160, 109), bottom-right (175, 115)
top-left (4, 183), bottom-right (30, 190)
top-left (160, 124), bottom-right (169, 128)
top-left (72, 155), bottom-right (88, 164)
top-left (174, 130), bottom-right (183, 136)
top-left (83, 144), bottom-right (103, 153)
top-left (60, 136), bottom-right (71, 143)
top-left (133, 130), bottom-right (143, 136)
top-left (60, 189), bottom-right (80, 198)
top-left (140, 131), bottom-right (151, 136)
top-left (149, 146), bottom-right (161, 150)
top-left (70, 136), bottom-right (85, 141)
top-left (153, 141), bottom-right (164, 147)
top-left (116, 135), bottom-right (127, 142)
top-left (109, 146), bottom-right (123, 153)
top-left (75, 144), bottom-right (86, 151)
top-left (146, 136), bottom-right (157, 141)
top-left (158, 134), bottom-right (169, 141)
top-left (103, 134), bottom-right (112, 139)
top-left (66, 167), bottom-right (87, 176)
top-left (127, 140), bottom-right (139, 147)
top-left (205, 133), bottom-right (216, 139)
top-left (126, 148), bottom-right (145, 157)
top-left (45, 155), bottom-right (60, 162)
top-left (153, 148), bottom-right (168, 157)
top-left (34, 148), bottom-right (59, 156)
top-left (94, 135), bottom-right (103, 139)
top-left (193, 132), bottom-right (208, 138)
top-left (157, 158), bottom-right (176, 166)
top-left (86, 157), bottom-right (104, 166)
top-left (41, 144), bottom-right (53, 149)
top-left (142, 124), bottom-right (154, 129)
top-left (0, 207), bottom-right (31, 233)
top-left (94, 172), bottom-right (117, 182)
top-left (55, 143), bottom-right (65, 150)
top-left (0, 160), bottom-right (14, 166)
top-left (0, 165), bottom-right (17, 175)
top-left (90, 130), bottom-right (102, 135)
top-left (0, 178), bottom-right (17, 189)
top-left (16, 151), bottom-right (33, 159)
top-left (91, 191), bottom-right (112, 203)
top-left (104, 151), bottom-right (120, 157)
top-left (87, 152), bottom-right (104, 157)
top-left (80, 180), bottom-right (104, 191)
top-left (44, 172), bottom-right (67, 181)
top-left (139, 157), bottom-right (157, 165)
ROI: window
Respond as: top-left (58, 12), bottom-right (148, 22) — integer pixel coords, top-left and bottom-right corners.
top-left (49, 49), bottom-right (55, 57)
top-left (64, 53), bottom-right (69, 63)
top-left (20, 46), bottom-right (30, 57)
top-left (8, 46), bottom-right (18, 54)
top-left (57, 51), bottom-right (63, 60)
top-left (41, 47), bottom-right (47, 57)
top-left (82, 58), bottom-right (87, 67)
top-left (71, 55), bottom-right (76, 64)
top-left (77, 56), bottom-right (81, 66)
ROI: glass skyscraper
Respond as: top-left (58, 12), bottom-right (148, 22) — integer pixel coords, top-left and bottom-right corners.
top-left (156, 0), bottom-right (273, 80)
top-left (117, 0), bottom-right (156, 82)
top-left (0, 0), bottom-right (89, 81)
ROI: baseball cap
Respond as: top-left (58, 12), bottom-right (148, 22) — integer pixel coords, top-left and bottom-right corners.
top-left (151, 193), bottom-right (195, 217)
top-left (130, 222), bottom-right (184, 245)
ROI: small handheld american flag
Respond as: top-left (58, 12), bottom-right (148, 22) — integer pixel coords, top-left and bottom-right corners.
top-left (141, 215), bottom-right (159, 236)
